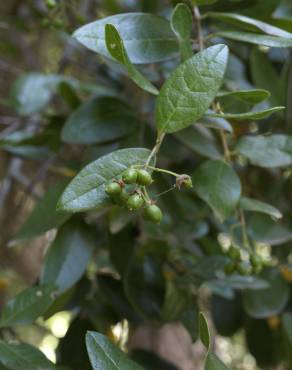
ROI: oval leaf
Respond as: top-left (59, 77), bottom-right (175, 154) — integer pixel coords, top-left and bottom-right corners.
top-left (243, 268), bottom-right (289, 318)
top-left (155, 44), bottom-right (229, 133)
top-left (58, 148), bottom-right (151, 212)
top-left (240, 197), bottom-right (282, 219)
top-left (208, 106), bottom-right (285, 120)
top-left (62, 97), bottom-right (138, 144)
top-left (217, 89), bottom-right (270, 104)
top-left (192, 160), bottom-right (241, 222)
top-left (199, 312), bottom-right (211, 350)
top-left (205, 352), bottom-right (230, 370)
top-left (73, 13), bottom-right (178, 64)
top-left (41, 219), bottom-right (96, 293)
top-left (86, 331), bottom-right (143, 370)
top-left (0, 284), bottom-right (56, 328)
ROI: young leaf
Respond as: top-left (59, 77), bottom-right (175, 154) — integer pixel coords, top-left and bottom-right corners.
top-left (155, 44), bottom-right (229, 134)
top-left (236, 134), bottom-right (292, 168)
top-left (13, 181), bottom-right (70, 243)
top-left (61, 97), bottom-right (139, 144)
top-left (205, 352), bottom-right (230, 370)
top-left (213, 31), bottom-right (292, 48)
top-left (41, 219), bottom-right (96, 293)
top-left (105, 24), bottom-right (158, 95)
top-left (171, 3), bottom-right (193, 61)
top-left (86, 331), bottom-right (143, 370)
top-left (217, 89), bottom-right (270, 104)
top-left (239, 197), bottom-right (282, 219)
top-left (192, 160), bottom-right (241, 222)
top-left (243, 268), bottom-right (289, 318)
top-left (0, 284), bottom-right (56, 328)
top-left (0, 341), bottom-right (54, 370)
top-left (73, 13), bottom-right (178, 64)
top-left (199, 312), bottom-right (211, 350)
top-left (207, 106), bottom-right (285, 120)
top-left (207, 12), bottom-right (292, 38)
top-left (57, 148), bottom-right (151, 212)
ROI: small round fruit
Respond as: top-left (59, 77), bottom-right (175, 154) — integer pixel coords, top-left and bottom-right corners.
top-left (228, 246), bottom-right (241, 261)
top-left (250, 254), bottom-right (262, 268)
top-left (237, 261), bottom-right (252, 276)
top-left (137, 169), bottom-right (152, 186)
top-left (45, 0), bottom-right (56, 9)
top-left (127, 194), bottom-right (144, 210)
top-left (119, 189), bottom-right (129, 203)
top-left (105, 182), bottom-right (121, 196)
top-left (122, 168), bottom-right (138, 184)
top-left (224, 262), bottom-right (236, 275)
top-left (144, 204), bottom-right (163, 223)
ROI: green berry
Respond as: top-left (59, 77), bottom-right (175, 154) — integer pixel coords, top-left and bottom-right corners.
top-left (250, 254), bottom-right (262, 268)
top-left (144, 204), bottom-right (163, 223)
top-left (105, 182), bottom-right (121, 196)
top-left (184, 177), bottom-right (193, 188)
top-left (237, 261), bottom-right (252, 276)
top-left (228, 246), bottom-right (241, 261)
top-left (127, 194), bottom-right (144, 210)
top-left (119, 188), bottom-right (129, 203)
top-left (122, 168), bottom-right (138, 184)
top-left (45, 0), bottom-right (56, 9)
top-left (137, 169), bottom-right (152, 186)
top-left (224, 262), bottom-right (236, 275)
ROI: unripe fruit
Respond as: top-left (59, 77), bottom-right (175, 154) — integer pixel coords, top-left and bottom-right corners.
top-left (122, 168), bottom-right (138, 184)
top-left (144, 204), bottom-right (163, 223)
top-left (137, 169), bottom-right (152, 186)
top-left (224, 262), bottom-right (236, 275)
top-left (176, 174), bottom-right (192, 189)
top-left (127, 194), bottom-right (144, 210)
top-left (105, 182), bottom-right (121, 196)
top-left (119, 188), bottom-right (129, 203)
top-left (237, 261), bottom-right (252, 276)
top-left (250, 254), bottom-right (262, 268)
top-left (45, 0), bottom-right (56, 9)
top-left (228, 246), bottom-right (241, 261)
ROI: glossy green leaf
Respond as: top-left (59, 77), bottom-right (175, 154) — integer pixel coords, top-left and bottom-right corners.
top-left (171, 3), bottom-right (193, 61)
top-left (217, 89), bottom-right (270, 104)
top-left (213, 31), bottom-right (292, 48)
top-left (61, 97), bottom-right (139, 144)
top-left (131, 349), bottom-right (180, 370)
top-left (192, 160), bottom-right (241, 222)
top-left (0, 284), bottom-right (56, 328)
top-left (199, 312), bottom-right (210, 350)
top-left (205, 353), bottom-right (229, 370)
top-left (239, 197), bottom-right (282, 219)
top-left (41, 219), bottom-right (96, 293)
top-left (155, 44), bottom-right (229, 133)
top-left (0, 341), bottom-right (54, 370)
top-left (175, 126), bottom-right (222, 159)
top-left (236, 135), bottom-right (292, 168)
top-left (13, 181), bottom-right (70, 243)
top-left (73, 13), bottom-right (178, 64)
top-left (86, 331), bottom-right (143, 370)
top-left (57, 148), bottom-right (151, 212)
top-left (208, 106), bottom-right (284, 120)
top-left (105, 24), bottom-right (158, 95)
top-left (243, 268), bottom-right (289, 318)
top-left (124, 255), bottom-right (165, 319)
top-left (207, 12), bottom-right (292, 37)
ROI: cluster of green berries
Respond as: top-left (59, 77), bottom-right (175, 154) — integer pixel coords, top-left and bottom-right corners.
top-left (105, 168), bottom-right (163, 223)
top-left (224, 246), bottom-right (264, 276)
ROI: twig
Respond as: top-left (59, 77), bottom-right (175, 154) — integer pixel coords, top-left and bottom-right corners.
top-left (193, 6), bottom-right (204, 51)
top-left (145, 132), bottom-right (165, 166)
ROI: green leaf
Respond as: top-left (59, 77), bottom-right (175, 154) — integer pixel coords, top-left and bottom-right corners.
top-left (282, 313), bottom-right (292, 347)
top-left (41, 219), bottom-right (96, 293)
top-left (86, 331), bottom-right (143, 370)
top-left (217, 89), bottom-right (270, 104)
top-left (207, 12), bottom-right (292, 37)
top-left (193, 0), bottom-right (218, 4)
top-left (236, 134), bottom-right (292, 168)
top-left (175, 126), bottom-right (222, 159)
top-left (105, 24), bottom-right (158, 95)
top-left (239, 197), bottom-right (282, 219)
top-left (205, 352), bottom-right (229, 370)
top-left (124, 255), bottom-right (165, 320)
top-left (0, 341), bottom-right (54, 370)
top-left (192, 160), bottom-right (241, 222)
top-left (13, 181), bottom-right (70, 243)
top-left (243, 268), bottom-right (290, 318)
top-left (61, 97), bottom-right (139, 144)
top-left (57, 148), bottom-right (151, 213)
top-left (131, 349), bottom-right (180, 370)
top-left (155, 44), bottom-right (229, 133)
top-left (213, 31), bottom-right (292, 48)
top-left (199, 312), bottom-right (210, 350)
top-left (0, 284), bottom-right (56, 328)
top-left (73, 13), bottom-right (178, 64)
top-left (171, 3), bottom-right (193, 61)
top-left (208, 106), bottom-right (285, 120)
